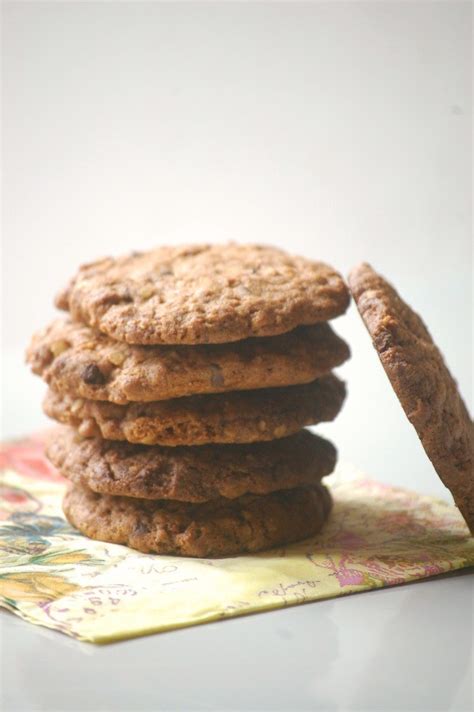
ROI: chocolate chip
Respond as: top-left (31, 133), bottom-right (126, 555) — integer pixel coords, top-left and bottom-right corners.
top-left (81, 363), bottom-right (106, 386)
top-left (97, 286), bottom-right (133, 307)
top-left (134, 521), bottom-right (148, 535)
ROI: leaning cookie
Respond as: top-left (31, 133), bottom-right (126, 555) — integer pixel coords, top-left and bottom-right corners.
top-left (27, 318), bottom-right (350, 404)
top-left (47, 427), bottom-right (337, 502)
top-left (43, 375), bottom-right (346, 446)
top-left (63, 482), bottom-right (333, 557)
top-left (348, 263), bottom-right (473, 533)
top-left (55, 243), bottom-right (350, 344)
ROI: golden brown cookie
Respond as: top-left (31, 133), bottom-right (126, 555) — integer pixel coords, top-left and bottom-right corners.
top-left (27, 318), bottom-right (350, 404)
top-left (43, 375), bottom-right (346, 446)
top-left (62, 482), bottom-right (332, 557)
top-left (55, 244), bottom-right (350, 344)
top-left (348, 263), bottom-right (473, 532)
top-left (47, 427), bottom-right (337, 502)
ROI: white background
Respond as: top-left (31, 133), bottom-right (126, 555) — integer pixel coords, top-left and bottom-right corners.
top-left (3, 0), bottom-right (472, 500)
top-left (1, 3), bottom-right (472, 712)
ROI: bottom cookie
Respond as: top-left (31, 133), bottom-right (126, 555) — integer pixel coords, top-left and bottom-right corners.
top-left (63, 483), bottom-right (332, 558)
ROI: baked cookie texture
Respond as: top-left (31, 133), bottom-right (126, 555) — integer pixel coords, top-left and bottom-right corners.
top-left (348, 263), bottom-right (473, 532)
top-left (26, 243), bottom-right (350, 556)
top-left (62, 481), bottom-right (333, 557)
top-left (43, 375), bottom-right (346, 446)
top-left (27, 318), bottom-right (350, 404)
top-left (47, 427), bottom-right (337, 502)
top-left (55, 244), bottom-right (350, 345)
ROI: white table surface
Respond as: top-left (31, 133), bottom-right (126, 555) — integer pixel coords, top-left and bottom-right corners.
top-left (1, 570), bottom-right (472, 712)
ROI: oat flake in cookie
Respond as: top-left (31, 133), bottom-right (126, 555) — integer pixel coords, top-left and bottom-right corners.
top-left (47, 427), bottom-right (337, 502)
top-left (56, 244), bottom-right (350, 344)
top-left (348, 263), bottom-right (473, 533)
top-left (63, 482), bottom-right (333, 557)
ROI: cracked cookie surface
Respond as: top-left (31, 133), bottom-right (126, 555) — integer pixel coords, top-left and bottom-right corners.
top-left (348, 263), bottom-right (473, 532)
top-left (55, 244), bottom-right (350, 344)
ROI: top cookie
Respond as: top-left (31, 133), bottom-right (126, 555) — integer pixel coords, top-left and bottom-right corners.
top-left (56, 244), bottom-right (350, 344)
top-left (348, 263), bottom-right (473, 532)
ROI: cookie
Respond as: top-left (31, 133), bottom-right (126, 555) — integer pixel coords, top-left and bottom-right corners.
top-left (348, 263), bottom-right (474, 532)
top-left (55, 244), bottom-right (350, 344)
top-left (62, 482), bottom-right (332, 557)
top-left (43, 374), bottom-right (346, 446)
top-left (27, 318), bottom-right (350, 404)
top-left (47, 427), bottom-right (337, 502)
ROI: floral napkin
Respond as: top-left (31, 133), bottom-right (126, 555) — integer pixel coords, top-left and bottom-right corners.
top-left (1, 434), bottom-right (472, 644)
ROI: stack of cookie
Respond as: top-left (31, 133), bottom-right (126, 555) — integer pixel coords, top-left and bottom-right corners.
top-left (27, 244), bottom-right (351, 557)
